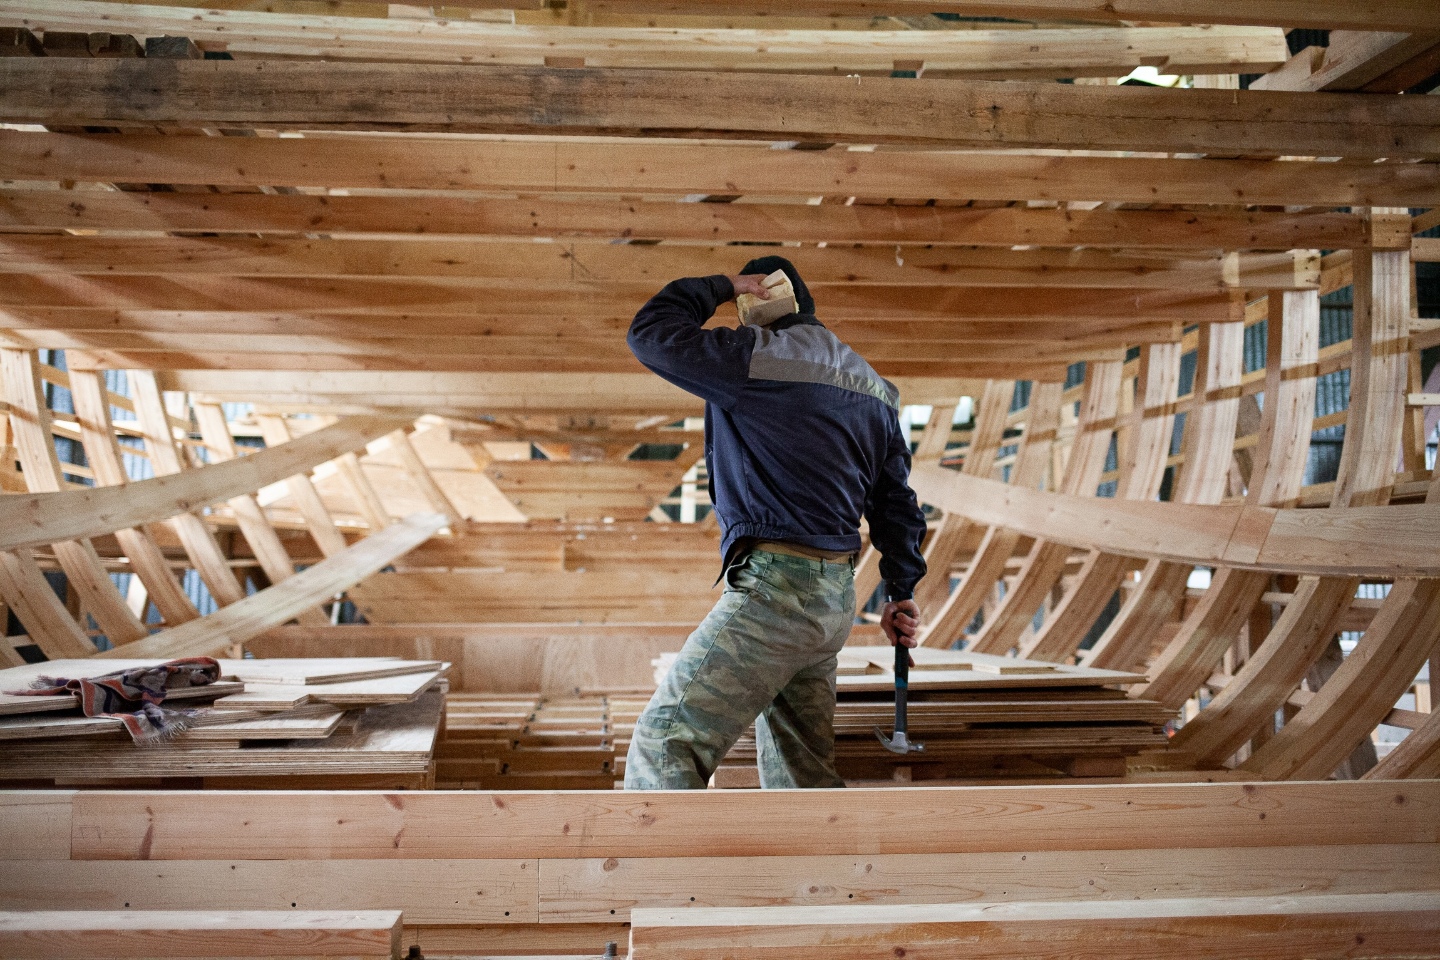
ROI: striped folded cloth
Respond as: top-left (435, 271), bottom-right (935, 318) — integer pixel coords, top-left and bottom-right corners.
top-left (9, 657), bottom-right (221, 742)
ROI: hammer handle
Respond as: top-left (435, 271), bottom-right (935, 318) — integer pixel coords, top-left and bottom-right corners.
top-left (893, 641), bottom-right (909, 735)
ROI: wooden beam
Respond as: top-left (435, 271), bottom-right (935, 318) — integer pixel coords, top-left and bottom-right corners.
top-left (3, 131), bottom-right (1436, 208)
top-left (93, 511), bottom-right (445, 660)
top-left (385, 429), bottom-right (463, 526)
top-left (0, 237), bottom-right (1318, 291)
top-left (254, 415), bottom-right (355, 560)
top-left (0, 909), bottom-right (403, 960)
top-left (0, 189), bottom-right (1378, 250)
top-left (0, 411), bottom-right (409, 552)
top-left (0, 5), bottom-right (1290, 76)
top-left (627, 894), bottom-right (1440, 960)
top-left (1, 62), bottom-right (1438, 157)
top-left (1253, 31), bottom-right (1440, 93)
top-left (0, 349), bottom-right (149, 645)
top-left (0, 548), bottom-right (96, 658)
top-left (67, 369), bottom-right (200, 629)
top-left (575, 1), bottom-right (1440, 32)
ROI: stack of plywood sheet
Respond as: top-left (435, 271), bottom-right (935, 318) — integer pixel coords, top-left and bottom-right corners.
top-left (0, 658), bottom-right (447, 789)
top-left (652, 647), bottom-right (1172, 783)
top-left (437, 692), bottom-right (620, 789)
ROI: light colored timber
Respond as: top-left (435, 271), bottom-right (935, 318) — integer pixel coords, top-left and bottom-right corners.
top-left (907, 470), bottom-right (1440, 580)
top-left (0, 275), bottom-right (1240, 323)
top-left (2, 132), bottom-right (1437, 208)
top-left (127, 369), bottom-right (247, 607)
top-left (1252, 31), bottom-right (1440, 94)
top-left (965, 360), bottom-right (1121, 655)
top-left (911, 380), bottom-right (1012, 618)
top-left (192, 402), bottom-right (330, 627)
top-left (0, 411), bottom-right (409, 552)
top-left (1021, 341), bottom-right (1181, 662)
top-left (1132, 291), bottom-right (1320, 711)
top-left (0, 548), bottom-right (96, 659)
top-left (40, 781), bottom-right (1440, 861)
top-left (4, 61), bottom-right (1438, 157)
top-left (0, 190), bottom-right (1379, 251)
top-left (1241, 250), bottom-right (1431, 782)
top-left (255, 415), bottom-right (352, 559)
top-left (384, 429), bottom-right (463, 526)
top-left (575, 1), bottom-right (1440, 32)
top-left (93, 511), bottom-right (445, 660)
top-left (1083, 320), bottom-right (1245, 672)
top-left (0, 5), bottom-right (1290, 76)
top-left (1366, 703), bottom-right (1440, 779)
top-left (0, 348), bottom-right (149, 645)
top-left (1171, 252), bottom-right (1415, 765)
top-left (627, 894), bottom-right (1440, 960)
top-left (0, 909), bottom-right (403, 959)
top-left (0, 237), bottom-right (1319, 291)
top-left (67, 370), bottom-right (199, 628)
top-left (922, 381), bottom-right (1062, 648)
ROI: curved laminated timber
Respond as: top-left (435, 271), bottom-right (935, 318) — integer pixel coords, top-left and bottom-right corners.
top-left (1, 3), bottom-right (1439, 958)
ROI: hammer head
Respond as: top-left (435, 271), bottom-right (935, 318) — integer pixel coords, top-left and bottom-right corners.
top-left (874, 725), bottom-right (924, 755)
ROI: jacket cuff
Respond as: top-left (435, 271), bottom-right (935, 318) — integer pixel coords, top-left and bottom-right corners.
top-left (709, 274), bottom-right (736, 303)
top-left (885, 581), bottom-right (917, 603)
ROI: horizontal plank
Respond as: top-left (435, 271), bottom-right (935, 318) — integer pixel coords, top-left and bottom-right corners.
top-left (0, 5), bottom-right (1290, 76)
top-left (538, 844), bottom-right (1440, 921)
top-left (909, 466), bottom-right (1440, 577)
top-left (49, 781), bottom-right (1440, 860)
top-left (2, 131), bottom-right (1436, 207)
top-left (0, 237), bottom-right (1317, 290)
top-left (628, 893), bottom-right (1440, 960)
top-left (93, 511), bottom-right (446, 660)
top-left (0, 274), bottom-right (1238, 320)
top-left (0, 860), bottom-right (534, 925)
top-left (0, 909), bottom-right (401, 959)
top-left (0, 792), bottom-right (72, 861)
top-left (5, 61), bottom-right (1437, 158)
top-left (0, 414), bottom-right (407, 552)
top-left (576, 1), bottom-right (1440, 32)
top-left (0, 189), bottom-right (1378, 250)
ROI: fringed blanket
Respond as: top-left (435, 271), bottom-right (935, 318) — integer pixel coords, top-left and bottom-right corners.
top-left (8, 657), bottom-right (222, 741)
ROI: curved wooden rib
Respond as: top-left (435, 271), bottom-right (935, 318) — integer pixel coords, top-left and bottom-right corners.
top-left (922, 381), bottom-right (1063, 648)
top-left (0, 405), bottom-right (409, 553)
top-left (1365, 696), bottom-right (1440, 780)
top-left (68, 370), bottom-right (200, 629)
top-left (912, 380), bottom-right (1013, 618)
top-left (1240, 250), bottom-right (1432, 780)
top-left (1134, 291), bottom-right (1318, 709)
top-left (907, 473), bottom-right (1440, 582)
top-left (0, 548), bottom-right (96, 659)
top-left (1021, 341), bottom-right (1181, 662)
top-left (966, 361), bottom-right (1123, 655)
top-left (93, 512), bottom-right (446, 661)
top-left (1083, 320), bottom-right (1245, 671)
top-left (1, 348), bottom-right (148, 645)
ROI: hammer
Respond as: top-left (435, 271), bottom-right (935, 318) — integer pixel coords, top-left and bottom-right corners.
top-left (875, 641), bottom-right (924, 755)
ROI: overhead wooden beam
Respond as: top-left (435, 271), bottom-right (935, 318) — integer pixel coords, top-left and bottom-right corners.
top-left (0, 189), bottom-right (1379, 250)
top-left (93, 511), bottom-right (445, 660)
top-left (1, 61), bottom-right (1438, 158)
top-left (0, 4), bottom-right (1290, 76)
top-left (0, 237), bottom-right (1319, 290)
top-left (574, 1), bottom-right (1440, 33)
top-left (1252, 31), bottom-right (1440, 93)
top-left (0, 411), bottom-right (408, 552)
top-left (3, 132), bottom-right (1437, 208)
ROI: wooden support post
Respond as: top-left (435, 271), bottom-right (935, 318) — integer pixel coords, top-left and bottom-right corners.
top-left (192, 402), bottom-right (328, 627)
top-left (386, 427), bottom-right (463, 526)
top-left (68, 370), bottom-right (200, 630)
top-left (0, 349), bottom-right (148, 646)
top-left (127, 369), bottom-right (248, 607)
top-left (255, 414), bottom-right (351, 559)
top-left (335, 452), bottom-right (393, 532)
top-left (0, 548), bottom-right (97, 659)
top-left (923, 381), bottom-right (1063, 648)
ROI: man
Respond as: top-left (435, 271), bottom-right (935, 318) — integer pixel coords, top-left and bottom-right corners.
top-left (624, 255), bottom-right (928, 790)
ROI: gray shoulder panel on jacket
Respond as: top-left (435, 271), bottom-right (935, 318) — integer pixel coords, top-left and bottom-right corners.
top-left (748, 325), bottom-right (901, 409)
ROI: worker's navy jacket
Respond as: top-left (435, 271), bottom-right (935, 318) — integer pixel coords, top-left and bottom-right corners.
top-left (627, 275), bottom-right (928, 601)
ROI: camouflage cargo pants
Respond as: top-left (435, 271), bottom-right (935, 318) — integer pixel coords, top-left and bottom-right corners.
top-left (624, 548), bottom-right (855, 789)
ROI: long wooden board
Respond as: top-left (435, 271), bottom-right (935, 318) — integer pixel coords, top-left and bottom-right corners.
top-left (3, 61), bottom-right (1437, 158)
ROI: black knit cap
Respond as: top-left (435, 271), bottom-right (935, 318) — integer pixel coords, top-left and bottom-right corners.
top-left (740, 254), bottom-right (815, 317)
